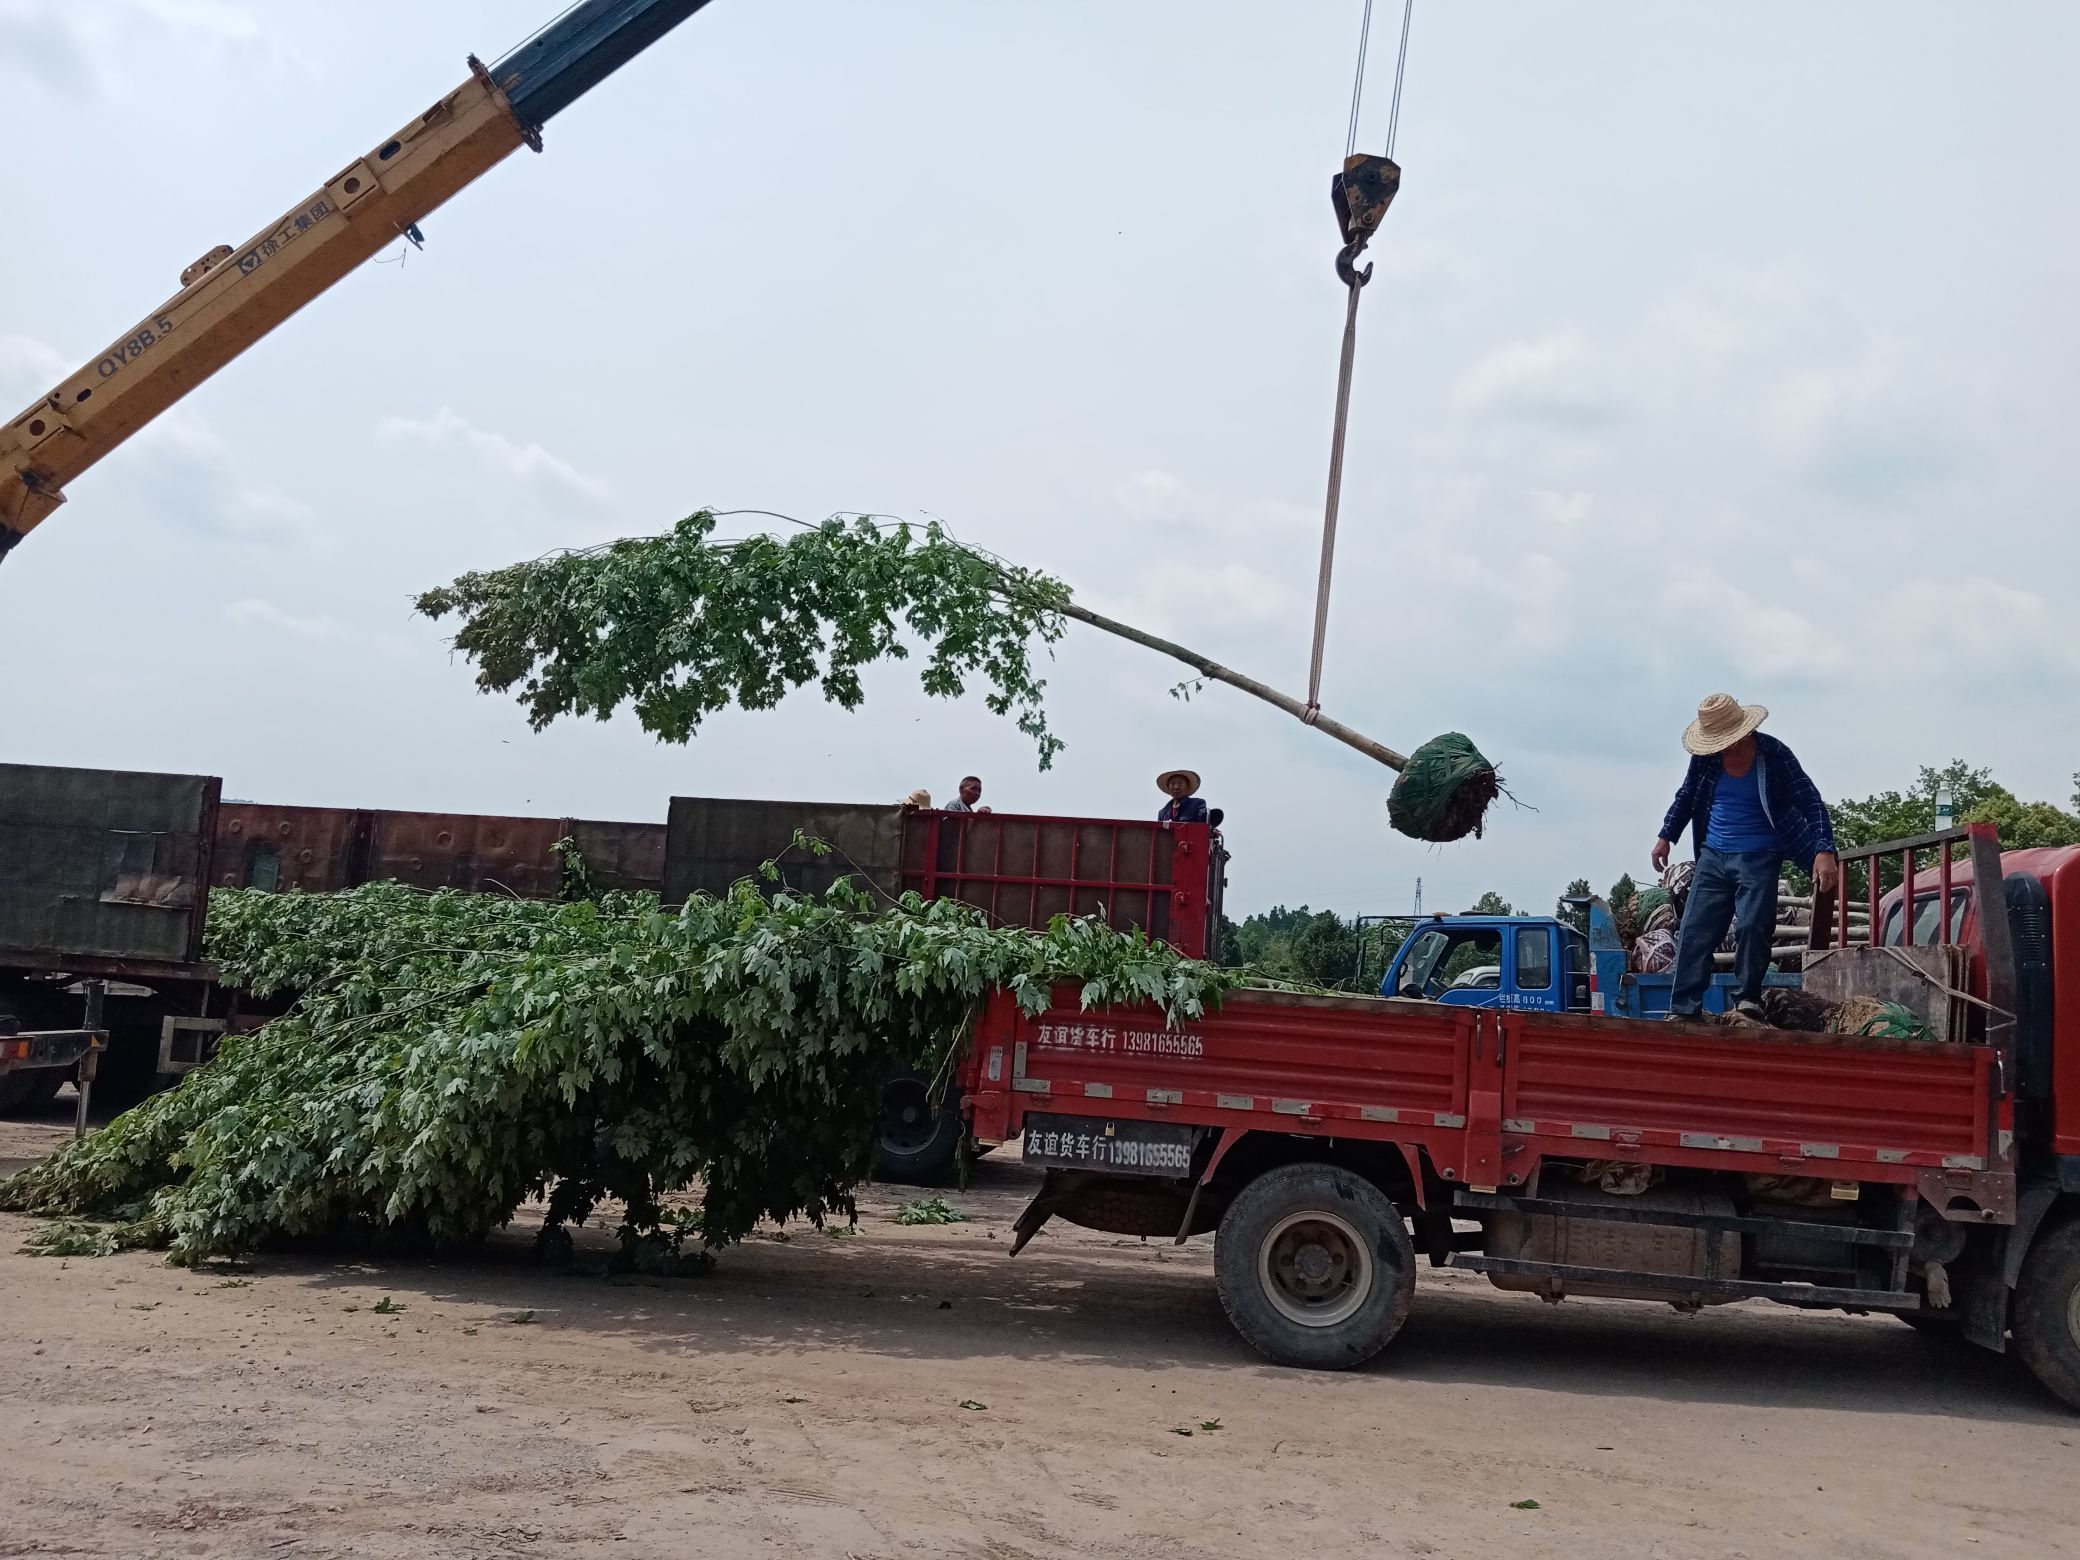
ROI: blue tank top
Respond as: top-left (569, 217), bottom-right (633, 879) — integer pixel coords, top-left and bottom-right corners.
top-left (1706, 761), bottom-right (1776, 853)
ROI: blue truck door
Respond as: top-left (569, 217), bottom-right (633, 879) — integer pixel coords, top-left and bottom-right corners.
top-left (1503, 922), bottom-right (1565, 1012)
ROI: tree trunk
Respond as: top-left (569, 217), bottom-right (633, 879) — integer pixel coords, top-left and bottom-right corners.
top-left (1052, 600), bottom-right (1408, 771)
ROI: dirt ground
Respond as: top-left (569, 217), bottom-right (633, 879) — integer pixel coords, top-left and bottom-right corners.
top-left (3, 1112), bottom-right (2078, 1560)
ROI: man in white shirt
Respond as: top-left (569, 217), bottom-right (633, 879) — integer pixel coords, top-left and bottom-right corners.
top-left (944, 775), bottom-right (988, 814)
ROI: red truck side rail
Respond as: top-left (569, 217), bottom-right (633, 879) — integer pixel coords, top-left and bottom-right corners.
top-left (904, 812), bottom-right (1219, 959)
top-left (966, 828), bottom-right (2017, 1225)
top-left (965, 989), bottom-right (1999, 1200)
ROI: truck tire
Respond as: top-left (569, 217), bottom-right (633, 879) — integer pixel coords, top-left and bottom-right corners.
top-left (872, 1074), bottom-right (962, 1184)
top-left (2013, 1218), bottom-right (2080, 1411)
top-left (1214, 1162), bottom-right (1415, 1371)
top-left (0, 1005), bottom-right (61, 1114)
top-left (90, 1029), bottom-right (162, 1115)
top-left (0, 1068), bottom-right (64, 1114)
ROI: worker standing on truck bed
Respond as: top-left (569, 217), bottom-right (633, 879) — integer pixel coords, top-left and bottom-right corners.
top-left (1158, 769), bottom-right (1209, 825)
top-left (1651, 695), bottom-right (1839, 1019)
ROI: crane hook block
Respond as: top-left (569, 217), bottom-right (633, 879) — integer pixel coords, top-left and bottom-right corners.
top-left (1331, 153), bottom-right (1400, 288)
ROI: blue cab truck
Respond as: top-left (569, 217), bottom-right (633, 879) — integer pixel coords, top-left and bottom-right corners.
top-left (1378, 897), bottom-right (1799, 1017)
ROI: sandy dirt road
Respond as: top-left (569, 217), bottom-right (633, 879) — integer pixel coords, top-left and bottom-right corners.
top-left (2, 1112), bottom-right (2077, 1560)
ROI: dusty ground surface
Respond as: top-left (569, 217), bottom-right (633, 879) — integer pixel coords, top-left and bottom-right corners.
top-left (3, 1110), bottom-right (2078, 1560)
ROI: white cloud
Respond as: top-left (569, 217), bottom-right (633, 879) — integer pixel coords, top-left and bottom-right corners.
top-left (0, 334), bottom-right (67, 405)
top-left (1766, 355), bottom-right (1964, 505)
top-left (224, 597), bottom-right (340, 640)
top-left (1110, 468), bottom-right (1193, 523)
top-left (376, 407), bottom-right (615, 511)
top-left (1449, 333), bottom-right (1625, 432)
top-left (0, 0), bottom-right (300, 98)
top-left (131, 407), bottom-right (322, 546)
top-left (5, 332), bottom-right (319, 547)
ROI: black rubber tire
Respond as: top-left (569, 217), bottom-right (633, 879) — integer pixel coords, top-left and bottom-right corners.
top-left (89, 1031), bottom-right (163, 1115)
top-left (2014, 1219), bottom-right (2080, 1411)
top-left (1214, 1161), bottom-right (1415, 1371)
top-left (0, 1005), bottom-right (59, 1115)
top-left (872, 1074), bottom-right (963, 1184)
top-left (0, 1068), bottom-right (64, 1114)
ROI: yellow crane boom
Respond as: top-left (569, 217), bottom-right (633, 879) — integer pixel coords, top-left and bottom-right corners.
top-left (0, 1), bottom-right (717, 564)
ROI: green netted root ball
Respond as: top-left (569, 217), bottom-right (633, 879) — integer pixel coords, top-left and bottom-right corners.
top-left (1388, 732), bottom-right (1501, 843)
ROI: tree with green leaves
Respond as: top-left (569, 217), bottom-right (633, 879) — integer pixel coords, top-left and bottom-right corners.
top-left (1817, 760), bottom-right (2080, 896)
top-left (1556, 878), bottom-right (1593, 935)
top-left (413, 511), bottom-right (1500, 842)
top-left (1, 876), bottom-right (1230, 1266)
top-left (1219, 905), bottom-right (1417, 991)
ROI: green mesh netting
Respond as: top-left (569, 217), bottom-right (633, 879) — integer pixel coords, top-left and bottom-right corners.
top-left (1387, 732), bottom-right (1501, 843)
top-left (1829, 994), bottom-right (1930, 1042)
top-left (1634, 886), bottom-right (1673, 923)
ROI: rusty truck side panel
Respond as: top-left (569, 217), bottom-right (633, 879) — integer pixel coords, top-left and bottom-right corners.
top-left (216, 804), bottom-right (664, 900)
top-left (358, 811), bottom-right (567, 897)
top-left (664, 798), bottom-right (907, 904)
top-left (215, 803), bottom-right (358, 892)
top-left (0, 763), bottom-right (219, 967)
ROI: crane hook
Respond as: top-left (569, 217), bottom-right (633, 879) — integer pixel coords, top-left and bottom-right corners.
top-left (1330, 152), bottom-right (1401, 290)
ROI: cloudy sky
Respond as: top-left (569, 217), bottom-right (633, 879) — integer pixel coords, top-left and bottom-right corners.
top-left (3, 1), bottom-right (2074, 922)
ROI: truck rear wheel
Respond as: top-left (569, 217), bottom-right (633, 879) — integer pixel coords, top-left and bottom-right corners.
top-left (0, 1005), bottom-right (62, 1115)
top-left (2014, 1218), bottom-right (2080, 1411)
top-left (0, 1068), bottom-right (63, 1114)
top-left (1214, 1162), bottom-right (1414, 1370)
top-left (872, 1074), bottom-right (962, 1184)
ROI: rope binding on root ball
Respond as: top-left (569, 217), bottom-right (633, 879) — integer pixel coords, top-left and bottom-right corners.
top-left (1387, 732), bottom-right (1501, 843)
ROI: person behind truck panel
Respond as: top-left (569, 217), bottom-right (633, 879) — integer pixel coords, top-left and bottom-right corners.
top-left (1157, 768), bottom-right (1209, 825)
top-left (1651, 694), bottom-right (1840, 1020)
top-left (945, 776), bottom-right (989, 814)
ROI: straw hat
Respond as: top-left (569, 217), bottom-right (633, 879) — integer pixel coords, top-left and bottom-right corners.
top-left (1683, 693), bottom-right (1768, 756)
top-left (902, 788), bottom-right (932, 808)
top-left (1155, 768), bottom-right (1201, 796)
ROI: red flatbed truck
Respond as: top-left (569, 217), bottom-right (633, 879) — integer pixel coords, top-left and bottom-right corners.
top-left (963, 822), bottom-right (2080, 1409)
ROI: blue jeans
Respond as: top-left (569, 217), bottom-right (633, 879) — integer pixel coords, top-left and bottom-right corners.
top-left (1670, 848), bottom-right (1781, 1014)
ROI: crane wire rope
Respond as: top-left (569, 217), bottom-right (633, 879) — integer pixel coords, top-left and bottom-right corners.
top-left (1306, 0), bottom-right (1415, 719)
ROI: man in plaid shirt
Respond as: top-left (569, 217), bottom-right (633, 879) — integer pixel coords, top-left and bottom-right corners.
top-left (1652, 694), bottom-right (1839, 1020)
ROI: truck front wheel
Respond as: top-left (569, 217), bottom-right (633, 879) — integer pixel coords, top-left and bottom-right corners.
top-left (2014, 1218), bottom-right (2080, 1411)
top-left (1214, 1162), bottom-right (1414, 1370)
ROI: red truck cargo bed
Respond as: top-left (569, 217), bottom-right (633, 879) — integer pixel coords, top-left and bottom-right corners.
top-left (964, 988), bottom-right (2001, 1191)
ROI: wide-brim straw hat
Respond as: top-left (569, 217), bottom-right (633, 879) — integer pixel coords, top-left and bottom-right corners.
top-left (1156, 769), bottom-right (1202, 796)
top-left (1683, 693), bottom-right (1768, 756)
top-left (902, 788), bottom-right (932, 808)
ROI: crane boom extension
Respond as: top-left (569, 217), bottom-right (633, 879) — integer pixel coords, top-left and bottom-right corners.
top-left (0, 0), bottom-right (715, 564)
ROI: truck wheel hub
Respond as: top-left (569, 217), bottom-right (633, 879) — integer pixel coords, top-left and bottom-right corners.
top-left (1260, 1209), bottom-right (1371, 1328)
top-left (879, 1079), bottom-right (938, 1154)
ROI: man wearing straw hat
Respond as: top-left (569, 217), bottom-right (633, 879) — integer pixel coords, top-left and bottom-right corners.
top-left (1651, 694), bottom-right (1839, 1020)
top-left (1157, 768), bottom-right (1209, 825)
